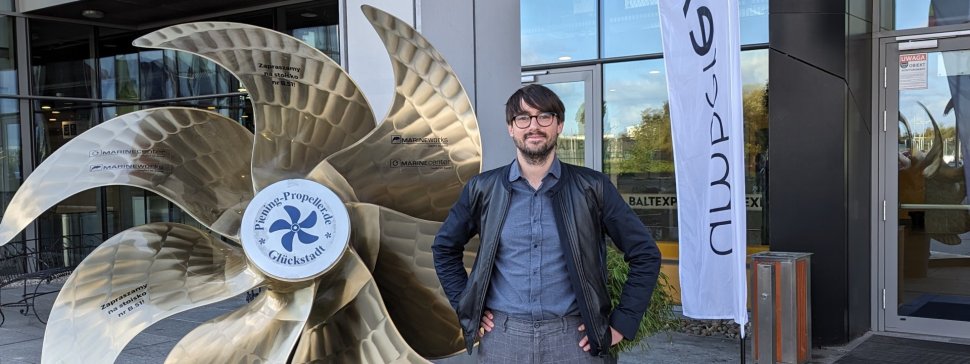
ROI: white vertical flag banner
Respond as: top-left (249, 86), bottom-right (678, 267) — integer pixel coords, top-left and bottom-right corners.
top-left (658, 0), bottom-right (748, 337)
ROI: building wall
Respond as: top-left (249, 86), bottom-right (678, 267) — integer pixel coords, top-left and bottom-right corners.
top-left (768, 0), bottom-right (872, 346)
top-left (344, 0), bottom-right (415, 123)
top-left (419, 0), bottom-right (518, 169)
top-left (346, 0), bottom-right (517, 170)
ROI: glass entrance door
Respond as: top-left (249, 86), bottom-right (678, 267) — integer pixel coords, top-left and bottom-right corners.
top-left (881, 35), bottom-right (970, 338)
top-left (523, 67), bottom-right (601, 169)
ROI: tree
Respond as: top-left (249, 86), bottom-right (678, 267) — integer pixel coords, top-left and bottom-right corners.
top-left (613, 102), bottom-right (674, 174)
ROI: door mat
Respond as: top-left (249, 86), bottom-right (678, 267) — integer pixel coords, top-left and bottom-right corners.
top-left (834, 335), bottom-right (970, 363)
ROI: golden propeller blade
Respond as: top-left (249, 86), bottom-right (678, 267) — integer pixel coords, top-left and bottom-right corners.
top-left (293, 272), bottom-right (428, 363)
top-left (305, 160), bottom-right (359, 208)
top-left (343, 202), bottom-right (477, 358)
top-left (304, 248), bottom-right (373, 325)
top-left (165, 284), bottom-right (315, 364)
top-left (0, 107), bottom-right (253, 246)
top-left (320, 5), bottom-right (482, 222)
top-left (208, 199), bottom-right (250, 243)
top-left (41, 223), bottom-right (264, 364)
top-left (134, 22), bottom-right (377, 191)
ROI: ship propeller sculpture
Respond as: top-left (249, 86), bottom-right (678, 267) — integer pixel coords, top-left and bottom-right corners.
top-left (0, 6), bottom-right (480, 363)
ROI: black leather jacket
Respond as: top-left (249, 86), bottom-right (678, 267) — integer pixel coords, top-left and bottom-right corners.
top-left (432, 161), bottom-right (661, 356)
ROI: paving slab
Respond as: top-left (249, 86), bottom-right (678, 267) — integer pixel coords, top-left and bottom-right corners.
top-left (1, 282), bottom-right (865, 364)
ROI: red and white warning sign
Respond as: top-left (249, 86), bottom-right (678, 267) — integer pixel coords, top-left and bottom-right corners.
top-left (900, 53), bottom-right (928, 90)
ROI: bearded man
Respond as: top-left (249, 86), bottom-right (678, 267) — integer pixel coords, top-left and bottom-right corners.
top-left (432, 84), bottom-right (661, 363)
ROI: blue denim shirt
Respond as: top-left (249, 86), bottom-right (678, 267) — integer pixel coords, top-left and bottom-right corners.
top-left (484, 158), bottom-right (579, 319)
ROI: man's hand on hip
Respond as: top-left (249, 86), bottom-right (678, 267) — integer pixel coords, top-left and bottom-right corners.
top-left (479, 310), bottom-right (495, 336)
top-left (577, 324), bottom-right (623, 351)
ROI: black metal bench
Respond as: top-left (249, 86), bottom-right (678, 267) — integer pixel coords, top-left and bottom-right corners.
top-left (0, 242), bottom-right (83, 326)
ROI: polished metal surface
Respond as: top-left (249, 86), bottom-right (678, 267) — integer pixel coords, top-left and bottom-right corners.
top-left (320, 5), bottom-right (482, 222)
top-left (293, 251), bottom-right (429, 363)
top-left (345, 202), bottom-right (465, 357)
top-left (134, 22), bottom-right (377, 192)
top-left (0, 107), bottom-right (254, 244)
top-left (1, 5), bottom-right (484, 363)
top-left (166, 284), bottom-right (315, 363)
top-left (41, 223), bottom-right (264, 364)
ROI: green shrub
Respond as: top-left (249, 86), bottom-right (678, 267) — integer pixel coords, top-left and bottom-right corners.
top-left (607, 245), bottom-right (676, 355)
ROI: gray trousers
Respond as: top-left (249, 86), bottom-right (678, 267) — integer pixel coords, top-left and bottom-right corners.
top-left (478, 310), bottom-right (616, 364)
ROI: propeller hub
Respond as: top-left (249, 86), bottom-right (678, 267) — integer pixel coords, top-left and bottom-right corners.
top-left (240, 179), bottom-right (350, 282)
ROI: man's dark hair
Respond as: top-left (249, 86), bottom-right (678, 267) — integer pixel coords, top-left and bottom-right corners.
top-left (505, 84), bottom-right (565, 125)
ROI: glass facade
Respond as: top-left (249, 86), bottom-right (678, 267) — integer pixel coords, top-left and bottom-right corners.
top-left (0, 9), bottom-right (18, 227)
top-left (600, 0), bottom-right (767, 58)
top-left (523, 0), bottom-right (769, 246)
top-left (886, 0), bottom-right (970, 30)
top-left (521, 0), bottom-right (598, 65)
top-left (0, 1), bottom-right (339, 250)
top-left (30, 20), bottom-right (95, 99)
top-left (0, 12), bottom-right (14, 95)
top-left (545, 81), bottom-right (587, 166)
top-left (0, 98), bottom-right (19, 216)
top-left (524, 0), bottom-right (768, 66)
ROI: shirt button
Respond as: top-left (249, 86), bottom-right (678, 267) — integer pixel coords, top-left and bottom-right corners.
top-left (533, 244), bottom-right (538, 248)
top-left (534, 323), bottom-right (540, 328)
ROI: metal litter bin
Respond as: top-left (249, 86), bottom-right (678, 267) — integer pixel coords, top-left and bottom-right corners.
top-left (750, 252), bottom-right (812, 364)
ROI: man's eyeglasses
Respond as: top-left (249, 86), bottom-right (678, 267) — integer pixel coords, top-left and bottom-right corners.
top-left (512, 112), bottom-right (557, 129)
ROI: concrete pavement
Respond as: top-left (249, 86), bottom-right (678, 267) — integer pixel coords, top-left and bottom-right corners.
top-left (1, 282), bottom-right (852, 363)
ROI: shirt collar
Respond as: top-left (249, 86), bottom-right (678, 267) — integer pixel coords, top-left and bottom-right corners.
top-left (508, 156), bottom-right (561, 182)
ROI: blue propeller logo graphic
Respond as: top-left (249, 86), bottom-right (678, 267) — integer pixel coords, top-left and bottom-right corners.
top-left (268, 205), bottom-right (319, 252)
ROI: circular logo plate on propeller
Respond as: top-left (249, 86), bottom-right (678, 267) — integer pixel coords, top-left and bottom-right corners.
top-left (241, 179), bottom-right (350, 281)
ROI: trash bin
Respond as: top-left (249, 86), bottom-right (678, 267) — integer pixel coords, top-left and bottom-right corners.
top-left (750, 252), bottom-right (812, 364)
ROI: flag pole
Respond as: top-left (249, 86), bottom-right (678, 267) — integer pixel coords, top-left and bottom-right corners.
top-left (740, 334), bottom-right (745, 363)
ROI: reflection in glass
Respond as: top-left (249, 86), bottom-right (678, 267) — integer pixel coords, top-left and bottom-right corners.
top-left (601, 0), bottom-right (767, 58)
top-left (139, 50), bottom-right (176, 100)
top-left (601, 0), bottom-right (661, 57)
top-left (603, 50), bottom-right (768, 244)
top-left (0, 15), bottom-right (15, 95)
top-left (286, 2), bottom-right (341, 62)
top-left (103, 187), bottom-right (200, 237)
top-left (37, 188), bottom-right (102, 249)
top-left (176, 51), bottom-right (227, 97)
top-left (0, 98), bottom-right (21, 216)
top-left (33, 101), bottom-right (97, 163)
top-left (217, 8), bottom-right (274, 29)
top-left (521, 0), bottom-right (597, 66)
top-left (890, 0), bottom-right (970, 30)
top-left (99, 31), bottom-right (141, 120)
top-left (896, 49), bottom-right (970, 322)
top-left (30, 20), bottom-right (95, 98)
top-left (542, 81), bottom-right (586, 166)
top-left (739, 0), bottom-right (769, 45)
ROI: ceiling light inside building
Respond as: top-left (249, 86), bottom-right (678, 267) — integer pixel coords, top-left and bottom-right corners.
top-left (81, 9), bottom-right (104, 19)
top-left (52, 110), bottom-right (60, 114)
top-left (558, 56), bottom-right (572, 61)
top-left (41, 105), bottom-right (51, 110)
top-left (649, 70), bottom-right (660, 74)
top-left (238, 88), bottom-right (247, 92)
